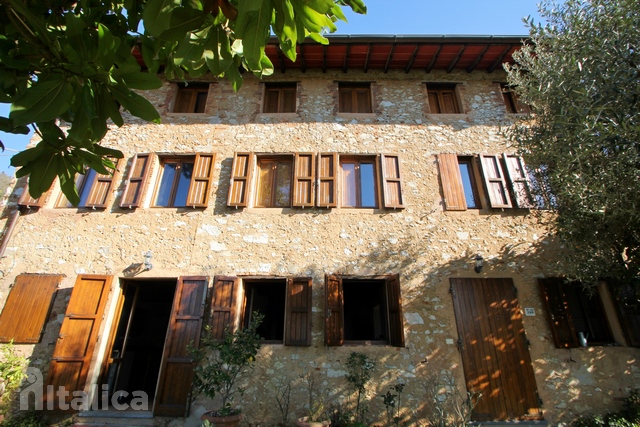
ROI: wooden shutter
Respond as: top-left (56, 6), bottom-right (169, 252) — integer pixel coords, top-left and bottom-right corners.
top-left (45, 275), bottom-right (112, 409)
top-left (503, 154), bottom-right (533, 208)
top-left (227, 152), bottom-right (253, 207)
top-left (386, 274), bottom-right (404, 347)
top-left (186, 153), bottom-right (216, 208)
top-left (440, 90), bottom-right (458, 113)
top-left (120, 153), bottom-right (153, 208)
top-left (292, 153), bottom-right (315, 208)
top-left (317, 153), bottom-right (337, 208)
top-left (539, 278), bottom-right (579, 348)
top-left (325, 275), bottom-right (344, 346)
top-left (18, 180), bottom-right (47, 208)
top-left (479, 154), bottom-right (512, 208)
top-left (0, 274), bottom-right (62, 343)
top-left (380, 154), bottom-right (404, 209)
top-left (84, 158), bottom-right (120, 208)
top-left (154, 276), bottom-right (208, 417)
top-left (284, 278), bottom-right (312, 346)
top-left (610, 283), bottom-right (640, 347)
top-left (210, 276), bottom-right (238, 339)
top-left (437, 154), bottom-right (466, 211)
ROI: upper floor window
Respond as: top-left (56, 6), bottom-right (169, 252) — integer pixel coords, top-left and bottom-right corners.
top-left (55, 160), bottom-right (120, 209)
top-left (263, 83), bottom-right (296, 113)
top-left (227, 152), bottom-right (404, 209)
top-left (174, 83), bottom-right (209, 113)
top-left (153, 157), bottom-right (194, 207)
top-left (426, 83), bottom-right (462, 114)
top-left (338, 82), bottom-right (372, 113)
top-left (500, 83), bottom-right (530, 114)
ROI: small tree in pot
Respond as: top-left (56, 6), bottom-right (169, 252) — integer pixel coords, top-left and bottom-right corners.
top-left (192, 312), bottom-right (263, 427)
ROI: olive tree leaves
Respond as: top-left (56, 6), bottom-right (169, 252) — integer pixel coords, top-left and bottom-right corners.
top-left (0, 0), bottom-right (366, 201)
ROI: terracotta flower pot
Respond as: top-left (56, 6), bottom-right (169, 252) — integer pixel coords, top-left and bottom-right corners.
top-left (296, 416), bottom-right (331, 427)
top-left (201, 411), bottom-right (243, 427)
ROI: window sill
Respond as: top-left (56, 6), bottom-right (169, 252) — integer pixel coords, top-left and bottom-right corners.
top-left (344, 340), bottom-right (390, 346)
top-left (256, 113), bottom-right (299, 119)
top-left (336, 112), bottom-right (376, 120)
top-left (425, 113), bottom-right (467, 118)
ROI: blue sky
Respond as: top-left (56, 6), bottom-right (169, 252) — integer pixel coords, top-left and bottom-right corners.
top-left (0, 0), bottom-right (542, 175)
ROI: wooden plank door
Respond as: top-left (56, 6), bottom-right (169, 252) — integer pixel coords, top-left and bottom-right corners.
top-left (45, 275), bottom-right (113, 409)
top-left (154, 276), bottom-right (208, 417)
top-left (450, 278), bottom-right (541, 421)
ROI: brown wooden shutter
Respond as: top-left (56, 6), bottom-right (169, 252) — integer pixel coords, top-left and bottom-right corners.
top-left (120, 153), bottom-right (153, 208)
top-left (18, 180), bottom-right (47, 208)
top-left (284, 277), bottom-right (312, 346)
top-left (45, 275), bottom-right (112, 409)
top-left (427, 92), bottom-right (440, 113)
top-left (0, 274), bottom-right (62, 343)
top-left (325, 274), bottom-right (343, 346)
top-left (386, 274), bottom-right (404, 347)
top-left (227, 152), bottom-right (253, 207)
top-left (380, 154), bottom-right (404, 209)
top-left (479, 154), bottom-right (512, 208)
top-left (292, 153), bottom-right (315, 208)
top-left (84, 158), bottom-right (120, 208)
top-left (610, 283), bottom-right (640, 347)
top-left (210, 276), bottom-right (238, 339)
top-left (186, 153), bottom-right (216, 208)
top-left (317, 153), bottom-right (337, 208)
top-left (539, 278), bottom-right (579, 348)
top-left (503, 154), bottom-right (533, 208)
top-left (437, 154), bottom-right (466, 211)
top-left (154, 276), bottom-right (208, 417)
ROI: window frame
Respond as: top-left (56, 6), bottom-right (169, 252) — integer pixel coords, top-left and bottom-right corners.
top-left (263, 82), bottom-right (297, 113)
top-left (173, 83), bottom-right (209, 113)
top-left (500, 83), bottom-right (530, 114)
top-left (241, 278), bottom-right (287, 343)
top-left (152, 156), bottom-right (196, 208)
top-left (55, 159), bottom-right (120, 209)
top-left (150, 153), bottom-right (216, 209)
top-left (338, 82), bottom-right (373, 114)
top-left (339, 155), bottom-right (380, 208)
top-left (254, 155), bottom-right (294, 208)
top-left (426, 83), bottom-right (462, 114)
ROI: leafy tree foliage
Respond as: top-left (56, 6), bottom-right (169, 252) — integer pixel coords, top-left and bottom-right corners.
top-left (0, 0), bottom-right (366, 204)
top-left (506, 0), bottom-right (640, 285)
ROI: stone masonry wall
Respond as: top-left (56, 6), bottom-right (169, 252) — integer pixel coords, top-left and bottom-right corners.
top-left (0, 68), bottom-right (638, 426)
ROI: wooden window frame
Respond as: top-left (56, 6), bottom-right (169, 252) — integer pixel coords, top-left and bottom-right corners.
top-left (338, 82), bottom-right (372, 114)
top-left (55, 159), bottom-right (120, 209)
top-left (458, 156), bottom-right (482, 209)
top-left (152, 156), bottom-right (195, 208)
top-left (339, 155), bottom-right (380, 208)
top-left (255, 155), bottom-right (294, 208)
top-left (479, 154), bottom-right (512, 208)
top-left (426, 83), bottom-right (462, 114)
top-left (173, 84), bottom-right (209, 113)
top-left (500, 83), bottom-right (530, 114)
top-left (263, 82), bottom-right (297, 113)
top-left (152, 153), bottom-right (215, 208)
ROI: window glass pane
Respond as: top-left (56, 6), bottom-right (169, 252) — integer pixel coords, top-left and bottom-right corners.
top-left (274, 161), bottom-right (292, 207)
top-left (342, 163), bottom-right (356, 206)
top-left (156, 163), bottom-right (177, 207)
top-left (360, 162), bottom-right (376, 207)
top-left (57, 170), bottom-right (92, 207)
top-left (257, 160), bottom-right (274, 207)
top-left (78, 168), bottom-right (98, 207)
top-left (458, 162), bottom-right (478, 208)
top-left (173, 162), bottom-right (193, 207)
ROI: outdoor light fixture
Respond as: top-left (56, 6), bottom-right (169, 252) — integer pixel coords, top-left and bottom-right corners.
top-left (474, 254), bottom-right (484, 273)
top-left (143, 251), bottom-right (153, 271)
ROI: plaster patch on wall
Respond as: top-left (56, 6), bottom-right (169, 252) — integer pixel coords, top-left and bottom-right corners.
top-left (243, 234), bottom-right (269, 244)
top-left (198, 224), bottom-right (222, 236)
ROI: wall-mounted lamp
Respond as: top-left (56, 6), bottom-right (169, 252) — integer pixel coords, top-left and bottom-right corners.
top-left (143, 251), bottom-right (153, 271)
top-left (474, 254), bottom-right (484, 273)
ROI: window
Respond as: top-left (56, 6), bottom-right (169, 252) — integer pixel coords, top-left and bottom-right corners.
top-left (500, 83), bottom-right (530, 114)
top-left (173, 84), bottom-right (209, 113)
top-left (263, 83), bottom-right (296, 113)
top-left (0, 274), bottom-right (62, 343)
top-left (211, 276), bottom-right (312, 346)
top-left (154, 157), bottom-right (194, 207)
top-left (228, 152), bottom-right (404, 209)
top-left (610, 280), bottom-right (640, 347)
top-left (56, 160), bottom-right (120, 208)
top-left (437, 153), bottom-right (534, 211)
top-left (539, 278), bottom-right (614, 348)
top-left (427, 83), bottom-right (462, 114)
top-left (338, 83), bottom-right (372, 113)
top-left (325, 274), bottom-right (404, 347)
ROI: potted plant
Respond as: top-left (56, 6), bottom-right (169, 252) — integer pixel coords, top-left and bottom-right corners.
top-left (192, 312), bottom-right (263, 427)
top-left (296, 370), bottom-right (330, 427)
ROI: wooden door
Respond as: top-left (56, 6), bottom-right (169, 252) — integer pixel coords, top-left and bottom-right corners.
top-left (450, 278), bottom-right (541, 421)
top-left (154, 276), bottom-right (208, 417)
top-left (45, 275), bottom-right (112, 409)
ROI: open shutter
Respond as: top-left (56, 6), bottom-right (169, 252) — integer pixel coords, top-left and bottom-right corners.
top-left (154, 276), bottom-right (208, 417)
top-left (45, 275), bottom-right (112, 409)
top-left (380, 154), bottom-right (404, 209)
top-left (437, 154), bottom-right (466, 211)
top-left (84, 158), bottom-right (120, 208)
top-left (0, 274), bottom-right (62, 343)
top-left (285, 278), bottom-right (312, 346)
top-left (18, 181), bottom-right (46, 208)
top-left (210, 276), bottom-right (238, 339)
top-left (539, 278), bottom-right (578, 348)
top-left (186, 153), bottom-right (216, 208)
top-left (227, 152), bottom-right (253, 207)
top-left (503, 154), bottom-right (533, 208)
top-left (325, 275), bottom-right (343, 346)
top-left (610, 283), bottom-right (640, 347)
top-left (480, 154), bottom-right (512, 208)
top-left (317, 153), bottom-right (337, 208)
top-left (120, 153), bottom-right (153, 209)
top-left (292, 153), bottom-right (315, 208)
top-left (386, 274), bottom-right (404, 347)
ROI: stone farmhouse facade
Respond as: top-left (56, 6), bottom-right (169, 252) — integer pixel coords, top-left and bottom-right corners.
top-left (0, 35), bottom-right (639, 426)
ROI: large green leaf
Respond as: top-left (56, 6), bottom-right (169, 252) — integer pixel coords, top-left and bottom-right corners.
top-left (65, 13), bottom-right (90, 61)
top-left (10, 75), bottom-right (73, 126)
top-left (117, 72), bottom-right (163, 90)
top-left (24, 150), bottom-right (61, 197)
top-left (235, 0), bottom-right (272, 71)
top-left (159, 7), bottom-right (207, 43)
top-left (109, 80), bottom-right (161, 123)
top-left (143, 0), bottom-right (181, 36)
top-left (342, 0), bottom-right (367, 14)
top-left (174, 33), bottom-right (206, 66)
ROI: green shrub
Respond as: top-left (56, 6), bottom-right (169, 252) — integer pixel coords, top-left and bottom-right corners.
top-left (571, 389), bottom-right (640, 427)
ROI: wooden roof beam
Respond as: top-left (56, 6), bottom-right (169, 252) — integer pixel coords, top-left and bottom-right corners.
top-left (300, 44), bottom-right (307, 73)
top-left (446, 45), bottom-right (466, 73)
top-left (363, 43), bottom-right (372, 73)
top-left (343, 44), bottom-right (350, 73)
top-left (488, 44), bottom-right (513, 73)
top-left (404, 45), bottom-right (420, 73)
top-left (384, 43), bottom-right (397, 74)
top-left (466, 44), bottom-right (490, 73)
top-left (425, 44), bottom-right (443, 73)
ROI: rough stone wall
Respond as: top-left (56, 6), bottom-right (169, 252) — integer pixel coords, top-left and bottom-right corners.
top-left (0, 68), bottom-right (638, 426)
